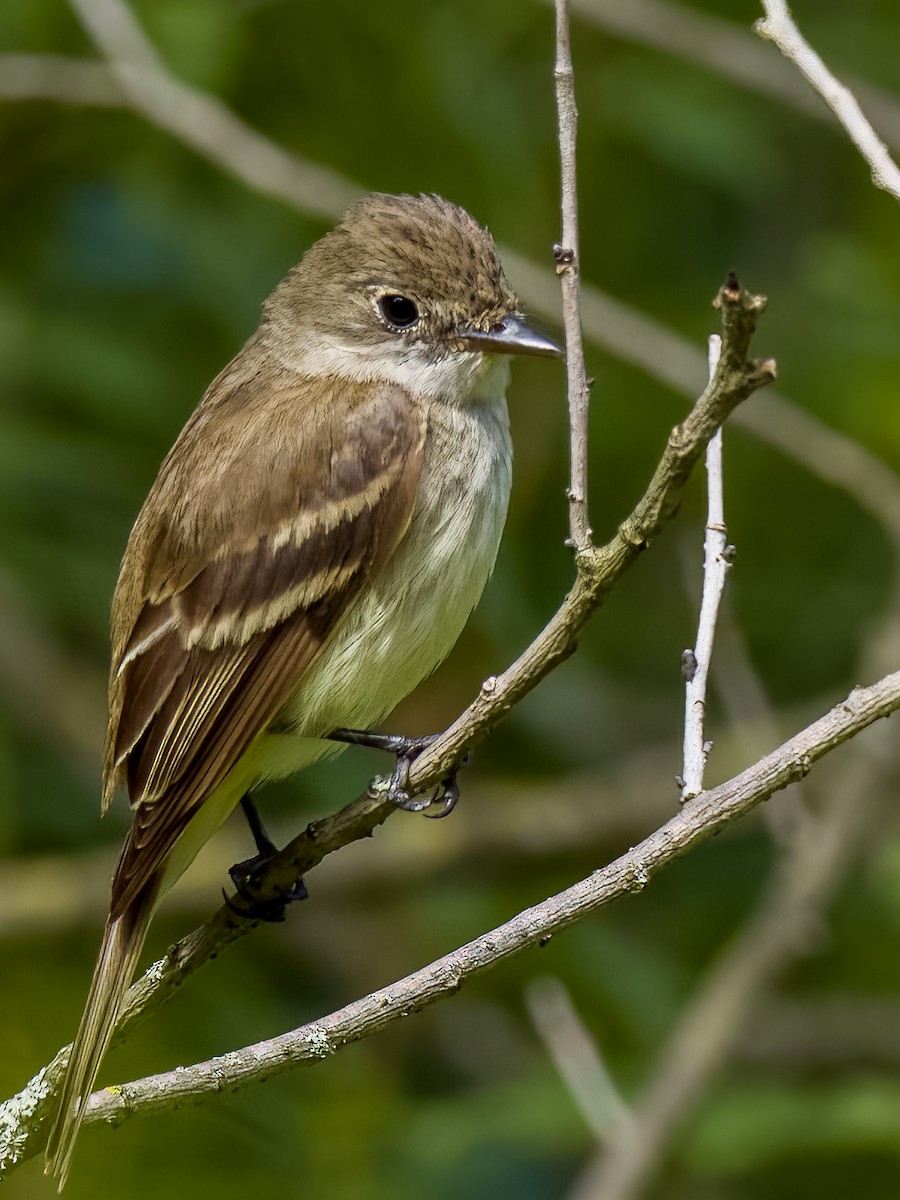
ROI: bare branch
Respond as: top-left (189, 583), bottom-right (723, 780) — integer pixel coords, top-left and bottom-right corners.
top-left (64, 669), bottom-right (900, 1131)
top-left (756, 0), bottom-right (900, 202)
top-left (554, 0), bottom-right (593, 552)
top-left (4, 670), bottom-right (898, 1164)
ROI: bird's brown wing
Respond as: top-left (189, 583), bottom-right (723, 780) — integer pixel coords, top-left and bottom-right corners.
top-left (104, 374), bottom-right (426, 918)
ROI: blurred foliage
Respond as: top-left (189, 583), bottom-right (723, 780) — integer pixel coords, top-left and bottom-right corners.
top-left (2, 1), bottom-right (900, 1197)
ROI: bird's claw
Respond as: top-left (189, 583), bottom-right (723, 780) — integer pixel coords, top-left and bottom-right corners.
top-left (226, 852), bottom-right (308, 923)
top-left (331, 727), bottom-right (469, 817)
top-left (383, 742), bottom-right (464, 818)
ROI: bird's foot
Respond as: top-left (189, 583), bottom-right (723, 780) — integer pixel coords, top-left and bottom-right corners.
top-left (327, 729), bottom-right (469, 818)
top-left (226, 853), bottom-right (308, 923)
top-left (226, 795), bottom-right (309, 922)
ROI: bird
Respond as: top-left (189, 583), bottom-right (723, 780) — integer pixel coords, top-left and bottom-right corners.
top-left (44, 191), bottom-right (560, 1186)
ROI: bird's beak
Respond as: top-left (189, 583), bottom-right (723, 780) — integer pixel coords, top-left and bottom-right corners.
top-left (460, 315), bottom-right (562, 359)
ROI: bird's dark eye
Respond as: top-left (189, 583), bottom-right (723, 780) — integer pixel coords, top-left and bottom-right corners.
top-left (379, 294), bottom-right (420, 330)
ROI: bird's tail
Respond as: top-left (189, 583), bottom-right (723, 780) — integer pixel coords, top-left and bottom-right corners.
top-left (44, 885), bottom-right (156, 1190)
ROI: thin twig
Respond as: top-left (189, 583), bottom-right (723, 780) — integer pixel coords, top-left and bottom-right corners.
top-left (681, 334), bottom-right (732, 800)
top-left (564, 0), bottom-right (900, 156)
top-left (554, 0), bottom-right (593, 554)
top-left (756, 0), bottom-right (900, 202)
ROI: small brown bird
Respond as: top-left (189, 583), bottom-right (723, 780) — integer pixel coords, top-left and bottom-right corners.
top-left (45, 192), bottom-right (559, 1186)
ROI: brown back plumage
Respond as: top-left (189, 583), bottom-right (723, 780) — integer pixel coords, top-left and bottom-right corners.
top-left (105, 371), bottom-right (425, 915)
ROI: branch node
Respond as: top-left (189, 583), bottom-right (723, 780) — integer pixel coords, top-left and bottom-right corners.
top-left (553, 242), bottom-right (576, 273)
top-left (628, 861), bottom-right (650, 892)
top-left (788, 754), bottom-right (813, 783)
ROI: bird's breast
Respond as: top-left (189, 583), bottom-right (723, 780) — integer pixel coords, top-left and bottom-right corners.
top-left (256, 396), bottom-right (512, 781)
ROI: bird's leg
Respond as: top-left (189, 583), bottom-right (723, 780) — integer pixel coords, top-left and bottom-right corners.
top-left (327, 728), bottom-right (468, 818)
top-left (240, 793), bottom-right (277, 857)
top-left (226, 794), bottom-right (308, 922)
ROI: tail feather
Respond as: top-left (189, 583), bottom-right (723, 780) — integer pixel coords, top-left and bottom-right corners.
top-left (44, 887), bottom-right (156, 1190)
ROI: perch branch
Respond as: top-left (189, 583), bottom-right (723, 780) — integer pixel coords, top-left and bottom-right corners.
top-left (66, 669), bottom-right (900, 1129)
top-left (5, 674), bottom-right (898, 1162)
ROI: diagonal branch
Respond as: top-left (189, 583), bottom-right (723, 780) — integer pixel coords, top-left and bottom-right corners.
top-left (756, 0), bottom-right (900, 202)
top-left (8, 671), bottom-right (895, 1159)
top-left (69, 668), bottom-right (900, 1129)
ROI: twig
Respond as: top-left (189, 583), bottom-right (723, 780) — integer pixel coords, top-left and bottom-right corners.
top-left (564, 0), bottom-right (900, 156)
top-left (55, 670), bottom-right (900, 1133)
top-left (499, 248), bottom-right (900, 546)
top-left (756, 0), bottom-right (900, 202)
top-left (554, 0), bottom-right (593, 553)
top-left (680, 335), bottom-right (732, 800)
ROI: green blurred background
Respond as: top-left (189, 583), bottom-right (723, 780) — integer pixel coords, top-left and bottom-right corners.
top-left (2, 1), bottom-right (900, 1197)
